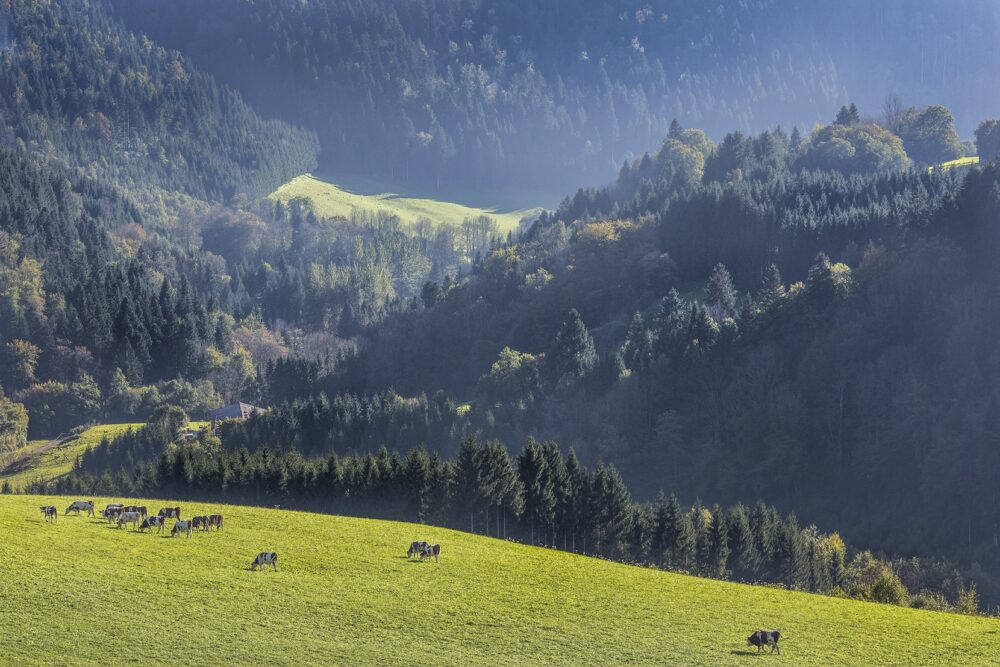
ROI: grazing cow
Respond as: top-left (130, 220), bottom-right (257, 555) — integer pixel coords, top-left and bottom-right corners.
top-left (102, 506), bottom-right (125, 523)
top-left (250, 552), bottom-right (278, 571)
top-left (206, 514), bottom-right (224, 531)
top-left (122, 505), bottom-right (148, 518)
top-left (407, 541), bottom-right (429, 558)
top-left (171, 520), bottom-right (193, 538)
top-left (65, 500), bottom-right (95, 517)
top-left (420, 544), bottom-right (441, 563)
top-left (139, 515), bottom-right (166, 534)
top-left (104, 503), bottom-right (124, 513)
top-left (117, 511), bottom-right (142, 530)
top-left (158, 507), bottom-right (181, 520)
top-left (747, 630), bottom-right (781, 655)
top-left (191, 515), bottom-right (210, 531)
top-left (40, 506), bottom-right (57, 523)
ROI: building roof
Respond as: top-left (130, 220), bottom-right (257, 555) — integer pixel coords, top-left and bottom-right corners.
top-left (210, 402), bottom-right (264, 422)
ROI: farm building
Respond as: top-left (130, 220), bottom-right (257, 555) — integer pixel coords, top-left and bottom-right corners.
top-left (210, 402), bottom-right (266, 428)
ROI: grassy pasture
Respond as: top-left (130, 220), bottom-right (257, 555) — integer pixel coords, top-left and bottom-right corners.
top-left (0, 424), bottom-right (141, 491)
top-left (269, 173), bottom-right (540, 233)
top-left (928, 155), bottom-right (980, 172)
top-left (1, 494), bottom-right (998, 665)
top-left (0, 423), bottom-right (208, 491)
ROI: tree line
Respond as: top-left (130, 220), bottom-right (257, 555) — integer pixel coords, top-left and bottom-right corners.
top-left (22, 428), bottom-right (983, 614)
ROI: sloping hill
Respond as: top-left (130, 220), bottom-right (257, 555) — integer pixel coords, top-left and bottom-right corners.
top-left (270, 174), bottom-right (539, 233)
top-left (0, 424), bottom-right (209, 491)
top-left (0, 425), bottom-right (141, 491)
top-left (2, 495), bottom-right (997, 665)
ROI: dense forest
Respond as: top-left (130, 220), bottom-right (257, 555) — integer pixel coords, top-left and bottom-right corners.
top-left (0, 0), bottom-right (317, 200)
top-left (113, 0), bottom-right (999, 192)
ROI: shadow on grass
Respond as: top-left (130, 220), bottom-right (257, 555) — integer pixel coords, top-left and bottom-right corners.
top-left (730, 650), bottom-right (766, 657)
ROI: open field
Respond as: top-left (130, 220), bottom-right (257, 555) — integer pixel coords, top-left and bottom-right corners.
top-left (0, 424), bottom-right (140, 491)
top-left (270, 173), bottom-right (541, 233)
top-left (0, 423), bottom-right (208, 491)
top-left (1, 494), bottom-right (998, 666)
top-left (928, 155), bottom-right (980, 173)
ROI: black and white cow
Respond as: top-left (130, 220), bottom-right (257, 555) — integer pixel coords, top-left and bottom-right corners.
top-left (250, 552), bottom-right (278, 571)
top-left (117, 511), bottom-right (142, 530)
top-left (191, 515), bottom-right (210, 531)
top-left (139, 515), bottom-right (166, 534)
top-left (171, 520), bottom-right (193, 538)
top-left (420, 544), bottom-right (441, 563)
top-left (206, 514), bottom-right (224, 531)
top-left (123, 505), bottom-right (148, 518)
top-left (65, 500), bottom-right (95, 517)
top-left (102, 506), bottom-right (125, 522)
top-left (40, 505), bottom-right (57, 523)
top-left (747, 630), bottom-right (781, 654)
top-left (158, 507), bottom-right (181, 520)
top-left (407, 541), bottom-right (429, 558)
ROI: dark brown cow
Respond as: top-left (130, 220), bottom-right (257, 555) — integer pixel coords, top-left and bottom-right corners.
top-left (206, 514), bottom-right (224, 531)
top-left (158, 507), bottom-right (181, 520)
top-left (420, 544), bottom-right (441, 563)
top-left (40, 505), bottom-right (57, 523)
top-left (191, 515), bottom-right (210, 531)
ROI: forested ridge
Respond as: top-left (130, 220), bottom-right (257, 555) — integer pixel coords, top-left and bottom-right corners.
top-left (0, 0), bottom-right (317, 200)
top-left (113, 0), bottom-right (1000, 193)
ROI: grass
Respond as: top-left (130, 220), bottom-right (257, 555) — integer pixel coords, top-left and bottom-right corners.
top-left (269, 173), bottom-right (541, 233)
top-left (1, 494), bottom-right (997, 665)
top-left (0, 422), bottom-right (208, 491)
top-left (928, 155), bottom-right (980, 173)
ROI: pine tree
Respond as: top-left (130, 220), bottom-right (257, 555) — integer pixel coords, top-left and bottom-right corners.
top-left (517, 439), bottom-right (555, 544)
top-left (452, 437), bottom-right (484, 532)
top-left (548, 309), bottom-right (597, 387)
top-left (727, 504), bottom-right (759, 577)
top-left (708, 504), bottom-right (730, 578)
top-left (704, 263), bottom-right (737, 318)
top-left (757, 263), bottom-right (786, 312)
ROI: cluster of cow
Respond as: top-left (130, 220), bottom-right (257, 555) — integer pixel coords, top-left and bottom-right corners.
top-left (47, 499), bottom-right (224, 538)
top-left (406, 540), bottom-right (441, 562)
top-left (41, 499), bottom-right (277, 572)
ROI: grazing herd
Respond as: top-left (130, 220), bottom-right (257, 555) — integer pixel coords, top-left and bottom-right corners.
top-left (406, 540), bottom-right (441, 562)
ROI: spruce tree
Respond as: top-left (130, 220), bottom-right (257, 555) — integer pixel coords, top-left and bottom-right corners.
top-left (704, 263), bottom-right (737, 318)
top-left (517, 439), bottom-right (555, 544)
top-left (757, 263), bottom-right (786, 312)
top-left (708, 504), bottom-right (730, 578)
top-left (548, 309), bottom-right (597, 386)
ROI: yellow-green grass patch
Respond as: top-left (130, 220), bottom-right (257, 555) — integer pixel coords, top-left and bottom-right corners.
top-left (0, 423), bottom-right (208, 491)
top-left (270, 174), bottom-right (540, 233)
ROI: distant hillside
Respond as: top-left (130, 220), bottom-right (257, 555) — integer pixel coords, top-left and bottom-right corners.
top-left (114, 0), bottom-right (1000, 192)
top-left (0, 0), bottom-right (318, 201)
top-left (3, 494), bottom-right (997, 665)
top-left (270, 174), bottom-right (539, 233)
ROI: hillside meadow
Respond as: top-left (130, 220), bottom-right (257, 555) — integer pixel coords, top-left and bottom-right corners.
top-left (269, 173), bottom-right (538, 233)
top-left (0, 495), bottom-right (998, 665)
top-left (0, 424), bottom-right (141, 491)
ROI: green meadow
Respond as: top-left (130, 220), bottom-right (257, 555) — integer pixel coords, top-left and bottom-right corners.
top-left (928, 155), bottom-right (980, 173)
top-left (1, 494), bottom-right (997, 665)
top-left (0, 423), bottom-right (208, 491)
top-left (0, 424), bottom-right (141, 491)
top-left (269, 173), bottom-right (540, 233)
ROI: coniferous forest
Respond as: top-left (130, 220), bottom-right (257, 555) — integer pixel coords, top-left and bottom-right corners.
top-left (2, 0), bottom-right (1000, 614)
